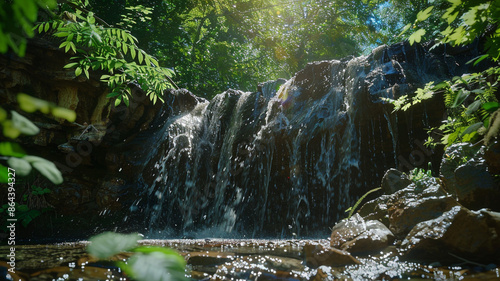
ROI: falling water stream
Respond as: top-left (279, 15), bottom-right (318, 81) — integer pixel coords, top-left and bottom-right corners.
top-left (136, 42), bottom-right (478, 238)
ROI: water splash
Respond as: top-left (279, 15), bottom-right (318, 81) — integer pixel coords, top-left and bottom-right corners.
top-left (138, 42), bottom-right (481, 238)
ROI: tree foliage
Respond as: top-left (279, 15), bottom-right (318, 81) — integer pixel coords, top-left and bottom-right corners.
top-left (37, 1), bottom-right (176, 105)
top-left (0, 0), bottom-right (56, 56)
top-left (385, 0), bottom-right (500, 148)
top-left (403, 0), bottom-right (500, 60)
top-left (87, 0), bottom-right (385, 98)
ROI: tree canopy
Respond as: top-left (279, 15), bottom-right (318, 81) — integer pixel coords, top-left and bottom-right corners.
top-left (2, 0), bottom-right (498, 101)
top-left (85, 0), bottom-right (391, 98)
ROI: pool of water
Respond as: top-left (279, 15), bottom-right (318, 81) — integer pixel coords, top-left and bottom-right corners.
top-left (2, 239), bottom-right (499, 280)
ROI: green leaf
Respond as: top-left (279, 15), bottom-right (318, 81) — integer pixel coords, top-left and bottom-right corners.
top-left (462, 7), bottom-right (477, 26)
top-left (17, 93), bottom-right (51, 114)
top-left (51, 107), bottom-right (76, 122)
top-left (452, 89), bottom-right (470, 107)
top-left (346, 187), bottom-right (382, 219)
top-left (448, 26), bottom-right (465, 45)
top-left (119, 247), bottom-right (187, 281)
top-left (0, 142), bottom-right (26, 157)
top-left (433, 82), bottom-right (449, 90)
top-left (18, 0), bottom-right (38, 22)
top-left (70, 42), bottom-right (76, 53)
top-left (24, 155), bottom-right (63, 184)
top-left (123, 95), bottom-right (130, 107)
top-left (2, 121), bottom-right (21, 139)
top-left (75, 67), bottom-right (82, 76)
top-left (20, 209), bottom-right (41, 227)
top-left (462, 131), bottom-right (478, 142)
top-left (0, 107), bottom-right (6, 122)
top-left (150, 57), bottom-right (159, 67)
top-left (11, 111), bottom-right (40, 135)
top-left (473, 54), bottom-right (489, 66)
top-left (59, 41), bottom-right (68, 49)
top-left (465, 100), bottom-right (482, 115)
top-left (106, 92), bottom-right (120, 98)
top-left (409, 29), bottom-right (426, 45)
top-left (121, 30), bottom-right (128, 42)
top-left (17, 204), bottom-right (29, 212)
top-left (7, 157), bottom-right (32, 176)
top-left (460, 122), bottom-right (483, 137)
top-left (138, 51), bottom-right (144, 64)
top-left (115, 97), bottom-right (122, 107)
top-left (87, 232), bottom-right (141, 259)
top-left (54, 31), bottom-right (69, 38)
top-left (64, 62), bottom-right (79, 69)
top-left (416, 6), bottom-right (434, 22)
top-left (130, 47), bottom-right (136, 59)
top-left (0, 164), bottom-right (8, 183)
top-left (482, 102), bottom-right (499, 112)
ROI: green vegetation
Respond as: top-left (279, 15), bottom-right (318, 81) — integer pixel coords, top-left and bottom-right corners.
top-left (0, 94), bottom-right (76, 184)
top-left (0, 175), bottom-right (54, 229)
top-left (0, 0), bottom-right (56, 56)
top-left (36, 1), bottom-right (176, 105)
top-left (85, 0), bottom-right (392, 98)
top-left (407, 164), bottom-right (434, 189)
top-left (385, 0), bottom-right (500, 148)
top-left (87, 232), bottom-right (187, 281)
top-left (345, 187), bottom-right (382, 219)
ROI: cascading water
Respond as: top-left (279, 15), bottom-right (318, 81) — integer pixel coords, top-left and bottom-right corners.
top-left (139, 41), bottom-right (485, 238)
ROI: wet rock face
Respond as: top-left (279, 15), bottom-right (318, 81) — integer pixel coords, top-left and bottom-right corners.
top-left (440, 143), bottom-right (500, 211)
top-left (0, 39), bottom-right (168, 238)
top-left (357, 177), bottom-right (460, 239)
top-left (401, 206), bottom-right (500, 264)
top-left (143, 41), bottom-right (487, 237)
top-left (353, 149), bottom-right (500, 265)
top-left (387, 181), bottom-right (460, 238)
top-left (330, 213), bottom-right (395, 254)
top-left (381, 168), bottom-right (412, 194)
top-left (485, 141), bottom-right (500, 174)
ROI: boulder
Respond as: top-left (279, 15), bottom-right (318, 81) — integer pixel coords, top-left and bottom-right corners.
top-left (356, 177), bottom-right (460, 239)
top-left (330, 214), bottom-right (395, 255)
top-left (484, 141), bottom-right (500, 174)
top-left (357, 194), bottom-right (391, 226)
top-left (387, 180), bottom-right (459, 238)
top-left (440, 143), bottom-right (500, 211)
top-left (381, 168), bottom-right (412, 194)
top-left (303, 243), bottom-right (361, 268)
top-left (401, 206), bottom-right (500, 264)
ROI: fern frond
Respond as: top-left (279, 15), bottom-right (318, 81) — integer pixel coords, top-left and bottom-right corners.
top-left (345, 187), bottom-right (382, 219)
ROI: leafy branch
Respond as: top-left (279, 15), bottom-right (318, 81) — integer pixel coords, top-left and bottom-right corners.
top-left (36, 3), bottom-right (178, 105)
top-left (384, 67), bottom-right (500, 148)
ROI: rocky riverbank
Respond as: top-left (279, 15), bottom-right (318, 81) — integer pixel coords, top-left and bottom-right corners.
top-left (1, 237), bottom-right (499, 280)
top-left (317, 141), bottom-right (500, 270)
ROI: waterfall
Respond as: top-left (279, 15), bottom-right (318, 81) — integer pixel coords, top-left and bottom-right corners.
top-left (138, 42), bottom-right (484, 238)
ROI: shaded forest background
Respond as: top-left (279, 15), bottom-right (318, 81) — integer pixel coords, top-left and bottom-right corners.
top-left (82, 0), bottom-right (438, 99)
